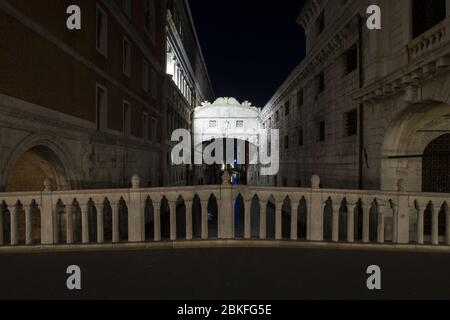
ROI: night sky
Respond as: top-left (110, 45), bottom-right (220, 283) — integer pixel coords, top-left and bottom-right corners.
top-left (189, 0), bottom-right (306, 108)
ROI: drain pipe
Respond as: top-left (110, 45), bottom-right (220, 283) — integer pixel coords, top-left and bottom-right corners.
top-left (358, 14), bottom-right (365, 190)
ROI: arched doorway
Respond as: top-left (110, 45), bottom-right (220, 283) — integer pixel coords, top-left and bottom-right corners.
top-left (380, 103), bottom-right (450, 192)
top-left (422, 133), bottom-right (450, 193)
top-left (5, 145), bottom-right (69, 192)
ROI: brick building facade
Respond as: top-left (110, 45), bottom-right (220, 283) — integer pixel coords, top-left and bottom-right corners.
top-left (0, 0), bottom-right (212, 191)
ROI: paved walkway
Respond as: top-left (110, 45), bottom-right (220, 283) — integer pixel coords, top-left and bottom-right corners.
top-left (0, 243), bottom-right (449, 299)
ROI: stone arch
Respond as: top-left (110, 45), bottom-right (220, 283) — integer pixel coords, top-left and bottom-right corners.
top-left (380, 102), bottom-right (450, 192)
top-left (2, 133), bottom-right (79, 191)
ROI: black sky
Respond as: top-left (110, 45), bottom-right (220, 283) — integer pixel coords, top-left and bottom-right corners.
top-left (189, 0), bottom-right (306, 108)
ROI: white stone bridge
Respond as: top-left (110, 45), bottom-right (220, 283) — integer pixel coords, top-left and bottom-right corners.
top-left (0, 172), bottom-right (449, 250)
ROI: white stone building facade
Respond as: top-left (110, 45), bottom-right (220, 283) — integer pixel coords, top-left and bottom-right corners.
top-left (255, 0), bottom-right (450, 194)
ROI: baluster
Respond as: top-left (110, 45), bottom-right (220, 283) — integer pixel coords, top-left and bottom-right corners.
top-left (347, 202), bottom-right (356, 243)
top-left (11, 201), bottom-right (21, 246)
top-left (260, 198), bottom-right (267, 240)
top-left (0, 201), bottom-right (4, 246)
top-left (290, 198), bottom-right (300, 241)
top-left (112, 202), bottom-right (119, 243)
top-left (154, 202), bottom-right (161, 241)
top-left (185, 200), bottom-right (193, 241)
top-left (67, 200), bottom-right (74, 244)
top-left (97, 200), bottom-right (105, 244)
top-left (244, 199), bottom-right (252, 240)
top-left (25, 202), bottom-right (33, 245)
top-left (362, 201), bottom-right (371, 243)
top-left (169, 201), bottom-right (177, 241)
top-left (201, 200), bottom-right (208, 240)
top-left (391, 200), bottom-right (398, 244)
top-left (275, 199), bottom-right (283, 240)
top-left (332, 202), bottom-right (340, 243)
top-left (431, 202), bottom-right (439, 245)
top-left (378, 202), bottom-right (385, 244)
top-left (445, 202), bottom-right (450, 246)
top-left (416, 200), bottom-right (425, 245)
top-left (81, 202), bottom-right (89, 244)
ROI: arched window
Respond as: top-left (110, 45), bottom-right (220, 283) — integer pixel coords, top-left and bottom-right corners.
top-left (422, 134), bottom-right (450, 193)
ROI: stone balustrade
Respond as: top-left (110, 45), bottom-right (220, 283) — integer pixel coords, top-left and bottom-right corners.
top-left (408, 19), bottom-right (450, 61)
top-left (0, 173), bottom-right (448, 248)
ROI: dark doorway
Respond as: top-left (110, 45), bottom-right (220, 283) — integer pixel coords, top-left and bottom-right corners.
top-left (422, 134), bottom-right (450, 193)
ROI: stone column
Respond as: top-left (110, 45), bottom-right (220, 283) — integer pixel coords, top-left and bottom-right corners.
top-left (169, 201), bottom-right (177, 241)
top-left (445, 203), bottom-right (450, 246)
top-left (347, 202), bottom-right (356, 243)
top-left (391, 200), bottom-right (398, 243)
top-left (112, 202), bottom-right (119, 243)
top-left (290, 198), bottom-right (300, 241)
top-left (416, 201), bottom-right (425, 245)
top-left (260, 198), bottom-right (267, 240)
top-left (10, 202), bottom-right (19, 246)
top-left (185, 200), bottom-right (193, 240)
top-left (25, 204), bottom-right (32, 245)
top-left (129, 175), bottom-right (145, 242)
top-left (201, 200), bottom-right (208, 240)
top-left (154, 202), bottom-right (161, 241)
top-left (0, 203), bottom-right (3, 246)
top-left (378, 208), bottom-right (385, 244)
top-left (332, 203), bottom-right (340, 242)
top-left (81, 203), bottom-right (89, 244)
top-left (309, 175), bottom-right (323, 241)
top-left (362, 201), bottom-right (371, 243)
top-left (432, 205), bottom-right (439, 245)
top-left (275, 200), bottom-right (283, 240)
top-left (244, 200), bottom-right (252, 240)
top-left (67, 204), bottom-right (74, 244)
top-left (396, 181), bottom-right (410, 244)
top-left (40, 178), bottom-right (55, 245)
top-left (219, 172), bottom-right (233, 239)
top-left (97, 202), bottom-right (104, 244)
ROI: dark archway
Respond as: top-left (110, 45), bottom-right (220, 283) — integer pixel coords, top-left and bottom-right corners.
top-left (5, 145), bottom-right (69, 192)
top-left (354, 200), bottom-right (364, 242)
top-left (266, 196), bottom-right (276, 239)
top-left (251, 195), bottom-right (260, 239)
top-left (103, 199), bottom-right (113, 242)
top-left (208, 194), bottom-right (218, 238)
top-left (282, 198), bottom-right (291, 240)
top-left (161, 197), bottom-right (170, 240)
top-left (176, 196), bottom-right (186, 240)
top-left (369, 201), bottom-right (379, 242)
top-left (323, 199), bottom-right (332, 241)
top-left (193, 195), bottom-right (202, 239)
top-left (144, 197), bottom-right (154, 241)
top-left (234, 194), bottom-right (245, 238)
top-left (338, 199), bottom-right (348, 241)
top-left (298, 197), bottom-right (307, 240)
top-left (118, 198), bottom-right (128, 241)
top-left (422, 133), bottom-right (450, 193)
